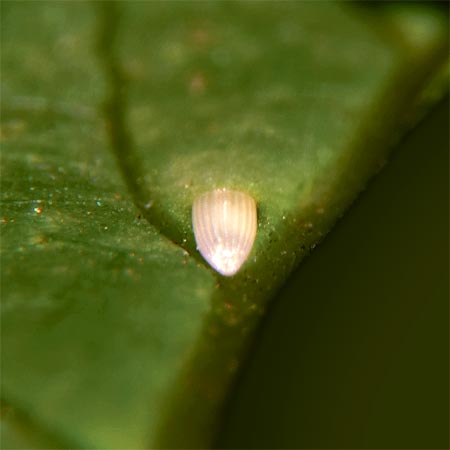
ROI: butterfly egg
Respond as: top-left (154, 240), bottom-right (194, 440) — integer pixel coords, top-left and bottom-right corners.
top-left (192, 189), bottom-right (257, 277)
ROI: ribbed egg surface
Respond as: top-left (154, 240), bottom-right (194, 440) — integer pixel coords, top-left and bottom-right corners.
top-left (192, 189), bottom-right (257, 276)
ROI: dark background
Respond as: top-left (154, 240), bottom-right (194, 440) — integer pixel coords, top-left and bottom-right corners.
top-left (217, 98), bottom-right (449, 449)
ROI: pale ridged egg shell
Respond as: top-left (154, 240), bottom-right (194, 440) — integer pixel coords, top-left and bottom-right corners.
top-left (192, 189), bottom-right (257, 276)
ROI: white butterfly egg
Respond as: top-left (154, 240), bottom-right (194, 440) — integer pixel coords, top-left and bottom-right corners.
top-left (192, 189), bottom-right (257, 276)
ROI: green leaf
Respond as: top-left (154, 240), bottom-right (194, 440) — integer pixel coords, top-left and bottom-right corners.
top-left (1, 2), bottom-right (448, 449)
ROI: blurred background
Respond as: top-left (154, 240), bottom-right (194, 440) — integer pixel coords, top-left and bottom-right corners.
top-left (218, 97), bottom-right (449, 448)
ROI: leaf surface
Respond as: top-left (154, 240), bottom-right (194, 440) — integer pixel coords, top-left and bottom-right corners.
top-left (1, 2), bottom-right (448, 448)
